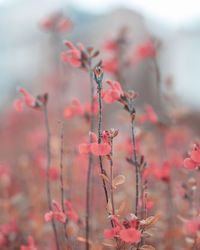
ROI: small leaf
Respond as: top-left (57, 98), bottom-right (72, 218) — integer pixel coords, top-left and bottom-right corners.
top-left (140, 215), bottom-right (160, 227)
top-left (102, 239), bottom-right (116, 247)
top-left (87, 47), bottom-right (94, 54)
top-left (106, 199), bottom-right (113, 214)
top-left (112, 175), bottom-right (126, 189)
top-left (140, 245), bottom-right (155, 250)
top-left (77, 236), bottom-right (92, 245)
top-left (92, 50), bottom-right (100, 58)
top-left (115, 201), bottom-right (126, 216)
top-left (99, 174), bottom-right (110, 184)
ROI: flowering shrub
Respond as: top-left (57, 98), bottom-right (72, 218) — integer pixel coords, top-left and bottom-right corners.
top-left (0, 11), bottom-right (199, 250)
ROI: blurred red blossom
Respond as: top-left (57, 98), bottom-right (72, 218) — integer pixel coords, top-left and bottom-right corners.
top-left (45, 200), bottom-right (78, 224)
top-left (14, 88), bottom-right (35, 112)
top-left (130, 40), bottom-right (155, 65)
top-left (103, 57), bottom-right (119, 74)
top-left (63, 99), bottom-right (84, 119)
top-left (184, 219), bottom-right (200, 236)
top-left (102, 80), bottom-right (123, 104)
top-left (61, 41), bottom-right (84, 67)
top-left (184, 145), bottom-right (200, 170)
top-left (138, 104), bottom-right (158, 125)
top-left (20, 236), bottom-right (37, 250)
top-left (104, 216), bottom-right (141, 243)
top-left (79, 131), bottom-right (111, 156)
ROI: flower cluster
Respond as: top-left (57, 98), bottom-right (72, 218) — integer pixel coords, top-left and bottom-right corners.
top-left (104, 216), bottom-right (141, 243)
top-left (45, 200), bottom-right (78, 224)
top-left (184, 145), bottom-right (200, 170)
top-left (79, 131), bottom-right (111, 156)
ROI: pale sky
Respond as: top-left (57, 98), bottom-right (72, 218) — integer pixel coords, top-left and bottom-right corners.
top-left (68, 0), bottom-right (200, 28)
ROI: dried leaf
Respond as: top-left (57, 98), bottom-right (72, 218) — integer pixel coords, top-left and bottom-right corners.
top-left (102, 239), bottom-right (116, 247)
top-left (106, 199), bottom-right (113, 214)
top-left (112, 175), bottom-right (126, 189)
top-left (87, 47), bottom-right (94, 54)
top-left (140, 245), bottom-right (155, 250)
top-left (99, 174), bottom-right (110, 184)
top-left (92, 50), bottom-right (100, 58)
top-left (77, 236), bottom-right (92, 245)
top-left (141, 215), bottom-right (160, 227)
top-left (115, 201), bottom-right (126, 216)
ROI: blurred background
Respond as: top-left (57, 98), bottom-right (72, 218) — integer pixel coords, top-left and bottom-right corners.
top-left (0, 0), bottom-right (200, 249)
top-left (1, 0), bottom-right (200, 109)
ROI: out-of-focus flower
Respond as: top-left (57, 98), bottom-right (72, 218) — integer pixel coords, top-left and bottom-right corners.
top-left (104, 216), bottom-right (141, 243)
top-left (130, 40), bottom-right (155, 65)
top-left (20, 236), bottom-right (37, 250)
top-left (103, 57), bottom-right (119, 74)
top-left (45, 200), bottom-right (78, 224)
top-left (62, 41), bottom-right (84, 67)
top-left (14, 88), bottom-right (35, 112)
top-left (40, 14), bottom-right (73, 33)
top-left (45, 200), bottom-right (66, 224)
top-left (63, 99), bottom-right (84, 119)
top-left (138, 104), bottom-right (158, 125)
top-left (184, 145), bottom-right (200, 170)
top-left (79, 131), bottom-right (111, 156)
top-left (57, 18), bottom-right (73, 32)
top-left (184, 219), bottom-right (200, 236)
top-left (102, 80), bottom-right (123, 104)
top-left (102, 39), bottom-right (119, 51)
top-left (84, 96), bottom-right (99, 114)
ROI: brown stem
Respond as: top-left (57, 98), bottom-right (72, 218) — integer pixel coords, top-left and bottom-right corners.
top-left (59, 122), bottom-right (68, 240)
top-left (110, 138), bottom-right (115, 215)
top-left (86, 59), bottom-right (95, 250)
top-left (140, 171), bottom-right (144, 220)
top-left (130, 117), bottom-right (139, 217)
top-left (97, 80), bottom-right (109, 203)
top-left (43, 103), bottom-right (60, 250)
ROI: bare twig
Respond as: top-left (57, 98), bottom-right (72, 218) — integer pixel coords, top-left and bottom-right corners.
top-left (59, 121), bottom-right (68, 240)
top-left (86, 59), bottom-right (95, 250)
top-left (131, 118), bottom-right (139, 217)
top-left (43, 103), bottom-right (60, 250)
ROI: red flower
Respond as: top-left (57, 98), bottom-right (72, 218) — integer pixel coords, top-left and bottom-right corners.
top-left (45, 200), bottom-right (66, 224)
top-left (184, 145), bottom-right (200, 170)
top-left (20, 236), bottom-right (37, 250)
top-left (57, 18), bottom-right (73, 32)
top-left (63, 99), bottom-right (84, 119)
top-left (138, 104), bottom-right (158, 125)
top-left (103, 57), bottom-right (119, 74)
top-left (131, 40), bottom-right (155, 65)
top-left (14, 88), bottom-right (35, 112)
top-left (184, 219), bottom-right (200, 236)
top-left (104, 216), bottom-right (141, 244)
top-left (61, 41), bottom-right (84, 67)
top-left (119, 228), bottom-right (141, 243)
top-left (102, 80), bottom-right (123, 104)
top-left (64, 201), bottom-right (78, 222)
top-left (45, 200), bottom-right (78, 224)
top-left (104, 227), bottom-right (119, 239)
top-left (84, 96), bottom-right (99, 114)
top-left (79, 131), bottom-right (111, 156)
top-left (102, 39), bottom-right (119, 51)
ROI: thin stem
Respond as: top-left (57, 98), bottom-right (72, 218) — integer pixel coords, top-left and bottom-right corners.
top-left (86, 59), bottom-right (95, 250)
top-left (97, 80), bottom-right (109, 203)
top-left (131, 118), bottom-right (139, 217)
top-left (110, 138), bottom-right (115, 215)
top-left (140, 171), bottom-right (144, 220)
top-left (43, 104), bottom-right (60, 250)
top-left (59, 122), bottom-right (68, 240)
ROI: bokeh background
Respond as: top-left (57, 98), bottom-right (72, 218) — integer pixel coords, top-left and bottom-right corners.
top-left (1, 0), bottom-right (200, 249)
